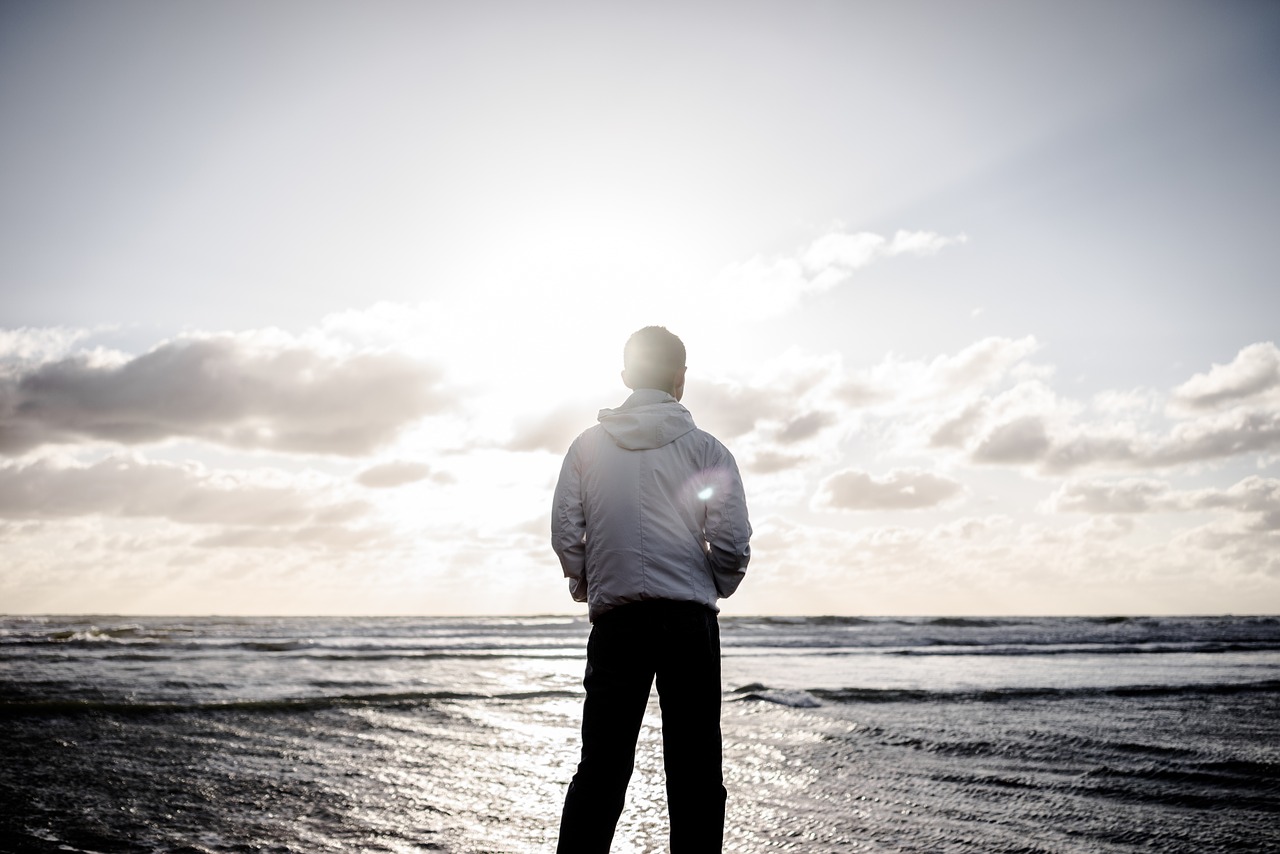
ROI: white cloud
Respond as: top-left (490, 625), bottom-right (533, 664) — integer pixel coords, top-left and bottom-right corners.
top-left (842, 336), bottom-right (1041, 412)
top-left (1170, 342), bottom-right (1280, 413)
top-left (814, 468), bottom-right (965, 511)
top-left (733, 511), bottom-right (1269, 616)
top-left (504, 405), bottom-right (594, 454)
top-left (801, 229), bottom-right (968, 291)
top-left (710, 228), bottom-right (968, 319)
top-left (0, 326), bottom-right (94, 365)
top-left (192, 524), bottom-right (390, 551)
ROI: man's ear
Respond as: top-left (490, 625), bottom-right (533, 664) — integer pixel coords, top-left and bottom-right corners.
top-left (672, 366), bottom-right (687, 401)
top-left (621, 368), bottom-right (635, 390)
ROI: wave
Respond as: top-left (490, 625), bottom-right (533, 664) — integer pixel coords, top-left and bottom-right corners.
top-left (730, 679), bottom-right (1280, 707)
top-left (883, 641), bottom-right (1280, 656)
top-left (728, 684), bottom-right (823, 708)
top-left (2, 637), bottom-right (585, 661)
top-left (742, 615), bottom-right (880, 627)
top-left (720, 640), bottom-right (1280, 657)
top-left (0, 688), bottom-right (584, 718)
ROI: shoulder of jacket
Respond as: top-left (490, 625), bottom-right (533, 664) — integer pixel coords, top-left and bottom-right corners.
top-left (566, 424), bottom-right (608, 457)
top-left (687, 427), bottom-right (733, 456)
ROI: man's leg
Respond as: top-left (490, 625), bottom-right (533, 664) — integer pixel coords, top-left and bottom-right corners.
top-left (655, 603), bottom-right (726, 853)
top-left (557, 608), bottom-right (655, 854)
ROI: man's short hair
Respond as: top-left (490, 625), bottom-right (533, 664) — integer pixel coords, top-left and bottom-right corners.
top-left (624, 326), bottom-right (686, 393)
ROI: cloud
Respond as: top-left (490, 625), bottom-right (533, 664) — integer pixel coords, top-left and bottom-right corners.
top-left (0, 332), bottom-right (448, 456)
top-left (1050, 476), bottom-right (1280, 531)
top-left (801, 229), bottom-right (968, 292)
top-left (192, 525), bottom-right (389, 550)
top-left (1035, 408), bottom-right (1280, 473)
top-left (776, 411), bottom-right (836, 443)
top-left (710, 228), bottom-right (968, 319)
top-left (504, 406), bottom-right (591, 454)
top-left (747, 450), bottom-right (811, 475)
top-left (842, 336), bottom-right (1041, 411)
top-left (684, 380), bottom-right (786, 439)
top-left (0, 455), bottom-right (366, 526)
top-left (1048, 478), bottom-right (1173, 514)
top-left (356, 460), bottom-right (451, 488)
top-left (971, 416), bottom-right (1052, 463)
top-left (686, 337), bottom-right (1041, 457)
top-left (965, 409), bottom-right (1280, 473)
top-left (814, 468), bottom-right (964, 511)
top-left (930, 400), bottom-right (988, 448)
top-left (1170, 342), bottom-right (1280, 413)
top-left (0, 326), bottom-right (94, 364)
top-left (957, 345), bottom-right (1280, 474)
top-left (1147, 408), bottom-right (1280, 467)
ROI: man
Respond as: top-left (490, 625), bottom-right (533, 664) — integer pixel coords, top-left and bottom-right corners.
top-left (552, 326), bottom-right (752, 853)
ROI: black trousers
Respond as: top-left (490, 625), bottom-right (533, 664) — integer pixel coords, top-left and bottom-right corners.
top-left (557, 599), bottom-right (727, 853)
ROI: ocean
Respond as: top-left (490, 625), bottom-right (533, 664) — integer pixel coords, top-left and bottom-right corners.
top-left (1, 614), bottom-right (1277, 853)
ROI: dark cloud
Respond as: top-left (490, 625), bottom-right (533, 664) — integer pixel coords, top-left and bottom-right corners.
top-left (1191, 476), bottom-right (1280, 530)
top-left (0, 335), bottom-right (447, 456)
top-left (930, 400), bottom-right (987, 448)
top-left (971, 416), bottom-right (1051, 464)
top-left (0, 455), bottom-right (367, 526)
top-left (1049, 479), bottom-right (1171, 514)
top-left (356, 460), bottom-right (450, 488)
top-left (1148, 409), bottom-right (1280, 468)
top-left (815, 468), bottom-right (964, 511)
top-left (776, 411), bottom-right (836, 444)
top-left (835, 379), bottom-right (888, 407)
top-left (1041, 433), bottom-right (1140, 472)
top-left (1052, 476), bottom-right (1280, 531)
top-left (1036, 409), bottom-right (1280, 473)
top-left (748, 450), bottom-right (810, 474)
top-left (681, 381), bottom-right (782, 439)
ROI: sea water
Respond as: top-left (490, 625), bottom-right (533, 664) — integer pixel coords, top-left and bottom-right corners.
top-left (1, 614), bottom-right (1277, 853)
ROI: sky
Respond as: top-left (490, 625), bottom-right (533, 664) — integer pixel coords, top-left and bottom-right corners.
top-left (2, 0), bottom-right (1279, 616)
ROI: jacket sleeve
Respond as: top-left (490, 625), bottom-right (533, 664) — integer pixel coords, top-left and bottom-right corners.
top-left (551, 438), bottom-right (588, 602)
top-left (703, 443), bottom-right (752, 598)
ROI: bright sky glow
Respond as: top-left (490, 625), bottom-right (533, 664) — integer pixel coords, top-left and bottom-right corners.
top-left (2, 1), bottom-right (1278, 616)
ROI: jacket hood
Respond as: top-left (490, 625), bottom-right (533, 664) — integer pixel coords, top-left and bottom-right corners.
top-left (598, 388), bottom-right (697, 450)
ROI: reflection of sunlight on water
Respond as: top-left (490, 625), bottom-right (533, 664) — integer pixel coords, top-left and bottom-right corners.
top-left (320, 696), bottom-right (875, 850)
top-left (429, 699), bottom-right (582, 851)
top-left (607, 699), bottom-right (671, 854)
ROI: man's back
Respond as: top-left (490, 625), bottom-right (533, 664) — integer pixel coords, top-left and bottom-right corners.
top-left (552, 388), bottom-right (751, 621)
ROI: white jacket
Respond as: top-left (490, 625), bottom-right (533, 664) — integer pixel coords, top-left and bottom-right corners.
top-left (552, 389), bottom-right (752, 620)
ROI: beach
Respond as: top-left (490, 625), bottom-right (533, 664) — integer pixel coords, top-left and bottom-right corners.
top-left (2, 615), bottom-right (1277, 853)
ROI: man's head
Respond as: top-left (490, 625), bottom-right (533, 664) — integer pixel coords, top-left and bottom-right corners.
top-left (622, 326), bottom-right (687, 400)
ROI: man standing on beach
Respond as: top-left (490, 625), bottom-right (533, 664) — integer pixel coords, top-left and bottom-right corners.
top-left (552, 326), bottom-right (752, 853)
